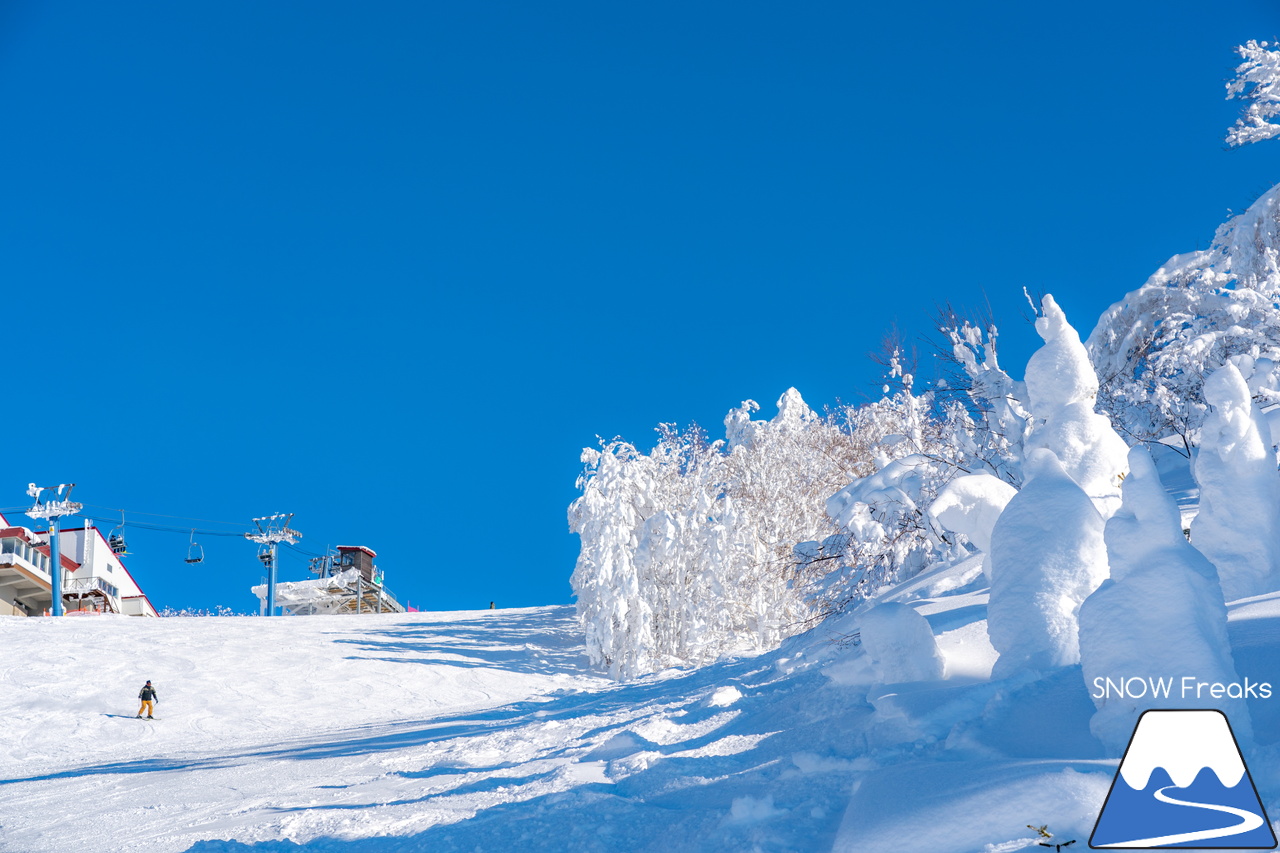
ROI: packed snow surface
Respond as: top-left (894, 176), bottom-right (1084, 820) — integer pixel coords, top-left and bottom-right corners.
top-left (4, 584), bottom-right (1280, 853)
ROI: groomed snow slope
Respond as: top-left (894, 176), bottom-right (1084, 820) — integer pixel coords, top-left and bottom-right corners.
top-left (3, 580), bottom-right (1280, 852)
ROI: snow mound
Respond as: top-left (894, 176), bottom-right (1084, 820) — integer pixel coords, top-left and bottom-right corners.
top-left (707, 685), bottom-right (743, 707)
top-left (928, 472), bottom-right (1017, 582)
top-left (858, 602), bottom-right (946, 684)
top-left (928, 473), bottom-right (1016, 555)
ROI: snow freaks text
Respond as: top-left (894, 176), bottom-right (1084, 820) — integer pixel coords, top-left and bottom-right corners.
top-left (1091, 676), bottom-right (1273, 701)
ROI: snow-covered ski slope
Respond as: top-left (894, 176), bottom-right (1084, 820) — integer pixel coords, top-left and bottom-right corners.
top-left (4, 575), bottom-right (1280, 853)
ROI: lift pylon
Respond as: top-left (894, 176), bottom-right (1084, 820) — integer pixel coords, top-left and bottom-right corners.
top-left (244, 513), bottom-right (301, 616)
top-left (25, 484), bottom-right (82, 617)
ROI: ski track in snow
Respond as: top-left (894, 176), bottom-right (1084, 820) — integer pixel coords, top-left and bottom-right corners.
top-left (1, 579), bottom-right (1279, 852)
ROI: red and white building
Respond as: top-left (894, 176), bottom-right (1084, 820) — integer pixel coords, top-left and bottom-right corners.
top-left (0, 513), bottom-right (157, 617)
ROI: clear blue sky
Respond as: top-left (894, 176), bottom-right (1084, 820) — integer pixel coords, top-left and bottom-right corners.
top-left (2, 1), bottom-right (1277, 613)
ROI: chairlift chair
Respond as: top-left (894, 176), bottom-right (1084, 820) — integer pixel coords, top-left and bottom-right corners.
top-left (108, 512), bottom-right (129, 555)
top-left (184, 530), bottom-right (204, 565)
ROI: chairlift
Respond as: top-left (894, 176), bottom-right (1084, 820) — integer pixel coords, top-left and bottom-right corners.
top-left (108, 512), bottom-right (129, 555)
top-left (257, 545), bottom-right (274, 569)
top-left (184, 530), bottom-right (204, 565)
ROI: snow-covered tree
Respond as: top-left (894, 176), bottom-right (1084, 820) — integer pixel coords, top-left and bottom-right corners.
top-left (1222, 40), bottom-right (1280, 286)
top-left (1087, 42), bottom-right (1280, 444)
top-left (1023, 295), bottom-right (1129, 518)
top-left (987, 449), bottom-right (1108, 679)
top-left (983, 295), bottom-right (1128, 679)
top-left (816, 359), bottom-right (978, 611)
top-left (573, 304), bottom-right (1045, 683)
top-left (815, 320), bottom-right (1049, 613)
top-left (568, 441), bottom-right (658, 678)
top-left (1191, 362), bottom-right (1280, 602)
top-left (1089, 257), bottom-right (1219, 444)
top-left (1090, 231), bottom-right (1280, 444)
top-left (936, 311), bottom-right (1032, 485)
top-left (570, 390), bottom-right (875, 678)
top-left (1079, 446), bottom-right (1249, 754)
top-left (717, 391), bottom-right (859, 646)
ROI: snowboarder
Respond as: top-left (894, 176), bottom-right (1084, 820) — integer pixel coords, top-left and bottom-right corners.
top-left (136, 680), bottom-right (158, 719)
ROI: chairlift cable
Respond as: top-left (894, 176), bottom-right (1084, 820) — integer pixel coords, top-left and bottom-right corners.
top-left (78, 515), bottom-right (250, 537)
top-left (80, 504), bottom-right (248, 528)
top-left (4, 497), bottom-right (337, 578)
top-left (281, 541), bottom-right (328, 558)
top-left (0, 505), bottom-right (253, 536)
top-left (5, 501), bottom-right (335, 561)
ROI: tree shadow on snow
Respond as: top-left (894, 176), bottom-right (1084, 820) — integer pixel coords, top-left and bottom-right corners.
top-left (170, 650), bottom-right (881, 853)
top-left (327, 606), bottom-right (597, 676)
top-left (6, 605), bottom-right (1114, 853)
top-left (170, 646), bottom-right (1119, 853)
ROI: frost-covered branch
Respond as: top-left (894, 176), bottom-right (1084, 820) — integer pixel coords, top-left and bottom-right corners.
top-left (1227, 40), bottom-right (1280, 148)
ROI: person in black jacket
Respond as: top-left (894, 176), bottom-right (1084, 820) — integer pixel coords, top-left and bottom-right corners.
top-left (136, 681), bottom-right (158, 719)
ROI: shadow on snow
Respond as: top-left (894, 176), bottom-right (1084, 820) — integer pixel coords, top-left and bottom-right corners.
top-left (328, 607), bottom-right (596, 676)
top-left (171, 651), bottom-right (872, 853)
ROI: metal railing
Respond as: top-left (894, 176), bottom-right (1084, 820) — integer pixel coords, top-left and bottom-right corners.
top-left (64, 575), bottom-right (120, 600)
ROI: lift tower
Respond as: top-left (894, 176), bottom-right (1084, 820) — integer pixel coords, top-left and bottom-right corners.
top-left (245, 513), bottom-right (301, 616)
top-left (25, 483), bottom-right (82, 617)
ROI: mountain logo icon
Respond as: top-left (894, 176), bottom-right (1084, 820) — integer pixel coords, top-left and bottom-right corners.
top-left (1090, 709), bottom-right (1276, 849)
